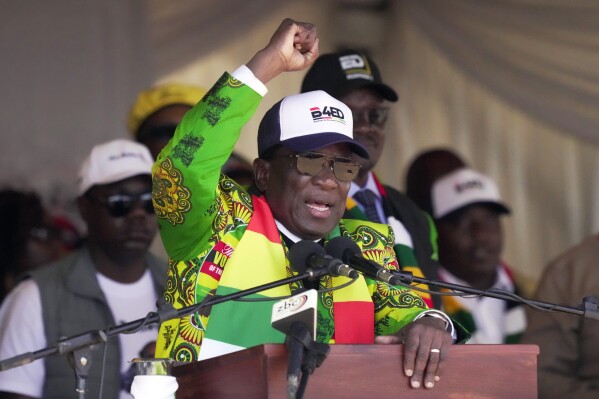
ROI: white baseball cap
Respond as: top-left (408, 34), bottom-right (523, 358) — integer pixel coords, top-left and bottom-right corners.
top-left (78, 139), bottom-right (154, 195)
top-left (257, 90), bottom-right (369, 159)
top-left (432, 168), bottom-right (510, 219)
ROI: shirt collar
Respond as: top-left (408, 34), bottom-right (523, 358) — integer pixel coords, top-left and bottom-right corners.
top-left (275, 219), bottom-right (321, 244)
top-left (349, 171), bottom-right (381, 199)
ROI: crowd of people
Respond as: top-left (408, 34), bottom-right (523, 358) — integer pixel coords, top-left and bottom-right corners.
top-left (0, 17), bottom-right (596, 399)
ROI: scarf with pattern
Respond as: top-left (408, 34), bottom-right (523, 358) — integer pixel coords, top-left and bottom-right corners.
top-left (161, 195), bottom-right (376, 361)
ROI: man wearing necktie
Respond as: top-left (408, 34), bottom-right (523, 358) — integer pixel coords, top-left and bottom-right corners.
top-left (301, 52), bottom-right (442, 309)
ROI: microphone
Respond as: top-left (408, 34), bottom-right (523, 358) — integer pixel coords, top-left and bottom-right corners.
top-left (288, 240), bottom-right (358, 279)
top-left (271, 289), bottom-right (318, 338)
top-left (325, 237), bottom-right (413, 286)
top-left (271, 290), bottom-right (318, 399)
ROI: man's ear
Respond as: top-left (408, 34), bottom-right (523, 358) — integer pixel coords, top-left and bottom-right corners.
top-left (253, 158), bottom-right (270, 192)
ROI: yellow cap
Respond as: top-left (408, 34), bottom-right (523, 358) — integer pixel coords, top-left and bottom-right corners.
top-left (127, 83), bottom-right (206, 138)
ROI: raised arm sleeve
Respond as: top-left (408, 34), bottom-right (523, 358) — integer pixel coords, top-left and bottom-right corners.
top-left (152, 72), bottom-right (262, 261)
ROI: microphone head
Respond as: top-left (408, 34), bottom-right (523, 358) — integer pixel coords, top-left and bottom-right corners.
top-left (324, 236), bottom-right (361, 262)
top-left (288, 240), bottom-right (326, 273)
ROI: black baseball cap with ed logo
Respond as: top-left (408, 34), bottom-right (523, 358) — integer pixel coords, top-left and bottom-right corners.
top-left (301, 50), bottom-right (398, 102)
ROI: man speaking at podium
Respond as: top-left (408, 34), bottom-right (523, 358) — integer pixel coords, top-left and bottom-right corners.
top-left (153, 18), bottom-right (455, 390)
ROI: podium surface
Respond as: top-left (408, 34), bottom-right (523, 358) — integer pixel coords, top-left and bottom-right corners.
top-left (173, 344), bottom-right (539, 398)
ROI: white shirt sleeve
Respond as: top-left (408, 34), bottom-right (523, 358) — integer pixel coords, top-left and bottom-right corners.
top-left (231, 65), bottom-right (268, 96)
top-left (0, 279), bottom-right (46, 397)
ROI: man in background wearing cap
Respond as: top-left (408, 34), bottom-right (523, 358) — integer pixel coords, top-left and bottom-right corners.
top-left (153, 18), bottom-right (455, 390)
top-left (405, 147), bottom-right (468, 216)
top-left (431, 167), bottom-right (526, 344)
top-left (0, 139), bottom-right (167, 398)
top-left (301, 50), bottom-right (442, 309)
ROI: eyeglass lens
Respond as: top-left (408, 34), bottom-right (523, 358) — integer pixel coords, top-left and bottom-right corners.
top-left (295, 153), bottom-right (360, 182)
top-left (102, 193), bottom-right (154, 217)
top-left (351, 107), bottom-right (389, 125)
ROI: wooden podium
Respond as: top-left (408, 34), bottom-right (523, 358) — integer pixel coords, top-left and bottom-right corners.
top-left (173, 344), bottom-right (539, 398)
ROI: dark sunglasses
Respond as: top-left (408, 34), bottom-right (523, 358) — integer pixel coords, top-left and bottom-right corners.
top-left (351, 107), bottom-right (390, 126)
top-left (273, 152), bottom-right (361, 182)
top-left (86, 192), bottom-right (154, 218)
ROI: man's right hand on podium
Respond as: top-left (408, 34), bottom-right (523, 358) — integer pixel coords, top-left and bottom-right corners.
top-left (375, 315), bottom-right (452, 389)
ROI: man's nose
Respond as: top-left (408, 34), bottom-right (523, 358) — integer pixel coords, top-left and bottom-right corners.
top-left (312, 160), bottom-right (339, 188)
top-left (127, 200), bottom-right (153, 218)
top-left (471, 224), bottom-right (499, 244)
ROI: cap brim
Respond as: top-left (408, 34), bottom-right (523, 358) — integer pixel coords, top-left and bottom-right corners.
top-left (369, 83), bottom-right (398, 102)
top-left (337, 81), bottom-right (398, 102)
top-left (438, 201), bottom-right (510, 220)
top-left (282, 133), bottom-right (370, 159)
top-left (488, 202), bottom-right (510, 215)
top-left (79, 171), bottom-right (151, 195)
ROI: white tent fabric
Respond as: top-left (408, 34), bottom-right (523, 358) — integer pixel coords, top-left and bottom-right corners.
top-left (1, 0), bottom-right (597, 292)
top-left (385, 0), bottom-right (599, 290)
top-left (405, 0), bottom-right (599, 144)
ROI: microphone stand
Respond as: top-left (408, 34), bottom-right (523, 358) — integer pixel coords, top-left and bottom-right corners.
top-left (325, 236), bottom-right (599, 321)
top-left (284, 320), bottom-right (330, 399)
top-left (390, 271), bottom-right (599, 321)
top-left (0, 266), bottom-right (333, 398)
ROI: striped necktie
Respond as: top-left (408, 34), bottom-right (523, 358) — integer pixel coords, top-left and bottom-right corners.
top-left (353, 189), bottom-right (382, 223)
